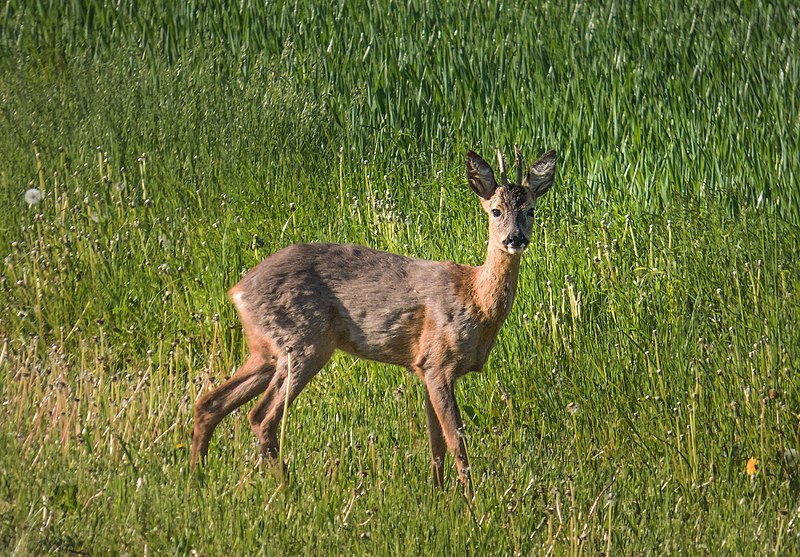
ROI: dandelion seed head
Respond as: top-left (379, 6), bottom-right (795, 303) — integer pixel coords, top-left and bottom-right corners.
top-left (24, 188), bottom-right (42, 206)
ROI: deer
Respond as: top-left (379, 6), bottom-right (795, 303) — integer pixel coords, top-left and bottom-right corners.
top-left (191, 147), bottom-right (557, 494)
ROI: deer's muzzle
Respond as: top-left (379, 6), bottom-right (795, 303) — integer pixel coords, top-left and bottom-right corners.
top-left (504, 234), bottom-right (529, 254)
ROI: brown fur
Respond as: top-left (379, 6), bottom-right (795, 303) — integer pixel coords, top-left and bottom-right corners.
top-left (191, 149), bottom-right (557, 493)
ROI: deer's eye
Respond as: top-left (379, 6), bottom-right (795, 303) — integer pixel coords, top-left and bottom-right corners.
top-left (491, 209), bottom-right (502, 218)
top-left (527, 208), bottom-right (535, 217)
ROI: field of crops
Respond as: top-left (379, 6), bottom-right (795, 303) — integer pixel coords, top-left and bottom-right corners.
top-left (1, 1), bottom-right (799, 554)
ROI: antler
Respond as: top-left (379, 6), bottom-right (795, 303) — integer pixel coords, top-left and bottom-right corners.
top-left (496, 149), bottom-right (509, 186)
top-left (514, 145), bottom-right (524, 186)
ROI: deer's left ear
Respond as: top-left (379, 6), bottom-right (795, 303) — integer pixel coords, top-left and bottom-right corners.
top-left (466, 151), bottom-right (497, 200)
top-left (524, 149), bottom-right (557, 197)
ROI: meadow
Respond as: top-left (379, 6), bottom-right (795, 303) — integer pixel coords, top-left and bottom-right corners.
top-left (1, 0), bottom-right (799, 554)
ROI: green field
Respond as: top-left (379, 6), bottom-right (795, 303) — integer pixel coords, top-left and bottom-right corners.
top-left (1, 1), bottom-right (799, 554)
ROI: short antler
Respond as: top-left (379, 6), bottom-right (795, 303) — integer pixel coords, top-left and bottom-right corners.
top-left (496, 149), bottom-right (509, 186)
top-left (514, 145), bottom-right (524, 186)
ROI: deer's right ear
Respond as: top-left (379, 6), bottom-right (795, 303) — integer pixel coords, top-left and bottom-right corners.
top-left (466, 151), bottom-right (497, 200)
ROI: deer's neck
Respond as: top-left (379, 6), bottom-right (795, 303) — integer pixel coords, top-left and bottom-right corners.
top-left (473, 244), bottom-right (522, 322)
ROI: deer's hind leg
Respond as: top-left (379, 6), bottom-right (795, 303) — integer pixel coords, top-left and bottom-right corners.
top-left (191, 352), bottom-right (277, 468)
top-left (248, 341), bottom-right (335, 473)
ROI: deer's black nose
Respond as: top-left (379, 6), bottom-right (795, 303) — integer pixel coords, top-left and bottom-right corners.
top-left (505, 234), bottom-right (529, 250)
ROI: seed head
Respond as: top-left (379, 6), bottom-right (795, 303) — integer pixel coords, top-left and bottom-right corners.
top-left (24, 188), bottom-right (42, 206)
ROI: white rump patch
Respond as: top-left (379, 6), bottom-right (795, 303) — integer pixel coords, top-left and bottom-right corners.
top-left (231, 290), bottom-right (247, 311)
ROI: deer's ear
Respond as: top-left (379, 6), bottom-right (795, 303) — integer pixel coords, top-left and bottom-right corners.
top-left (524, 149), bottom-right (557, 197)
top-left (466, 151), bottom-right (497, 200)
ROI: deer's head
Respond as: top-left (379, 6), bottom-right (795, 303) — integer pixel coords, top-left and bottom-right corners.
top-left (466, 148), bottom-right (556, 255)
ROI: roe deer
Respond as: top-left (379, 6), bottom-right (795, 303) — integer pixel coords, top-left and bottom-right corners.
top-left (191, 148), bottom-right (557, 492)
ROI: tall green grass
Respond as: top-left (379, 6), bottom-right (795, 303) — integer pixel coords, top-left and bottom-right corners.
top-left (1, 1), bottom-right (799, 555)
top-left (2, 0), bottom-right (798, 218)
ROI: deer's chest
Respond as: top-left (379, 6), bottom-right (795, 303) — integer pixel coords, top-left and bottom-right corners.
top-left (447, 308), bottom-right (510, 375)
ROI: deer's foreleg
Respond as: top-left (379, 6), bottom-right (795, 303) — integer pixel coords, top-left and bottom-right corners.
top-left (424, 375), bottom-right (472, 496)
top-left (424, 389), bottom-right (447, 488)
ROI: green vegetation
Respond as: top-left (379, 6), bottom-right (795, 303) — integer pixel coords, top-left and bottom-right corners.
top-left (1, 1), bottom-right (798, 554)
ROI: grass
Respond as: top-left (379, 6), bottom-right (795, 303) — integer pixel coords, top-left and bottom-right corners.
top-left (1, 0), bottom-right (799, 554)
